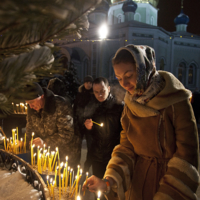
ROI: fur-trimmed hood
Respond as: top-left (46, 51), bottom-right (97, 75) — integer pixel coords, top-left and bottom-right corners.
top-left (124, 71), bottom-right (192, 117)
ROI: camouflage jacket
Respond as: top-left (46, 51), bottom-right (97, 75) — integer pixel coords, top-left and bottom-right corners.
top-left (26, 88), bottom-right (81, 168)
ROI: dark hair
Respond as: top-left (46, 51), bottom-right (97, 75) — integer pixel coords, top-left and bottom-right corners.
top-left (93, 77), bottom-right (109, 87)
top-left (112, 49), bottom-right (136, 65)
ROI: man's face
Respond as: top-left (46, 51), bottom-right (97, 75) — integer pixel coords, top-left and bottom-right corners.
top-left (93, 81), bottom-right (110, 102)
top-left (26, 95), bottom-right (44, 111)
top-left (84, 82), bottom-right (93, 90)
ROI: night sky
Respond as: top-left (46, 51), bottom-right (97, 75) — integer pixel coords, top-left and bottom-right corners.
top-left (157, 0), bottom-right (200, 35)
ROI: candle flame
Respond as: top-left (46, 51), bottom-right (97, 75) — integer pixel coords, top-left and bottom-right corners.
top-left (61, 174), bottom-right (63, 178)
top-left (56, 147), bottom-right (58, 151)
top-left (100, 123), bottom-right (103, 127)
top-left (68, 166), bottom-right (70, 170)
top-left (38, 146), bottom-right (40, 149)
top-left (66, 156), bottom-right (68, 161)
top-left (50, 178), bottom-right (53, 183)
top-left (34, 153), bottom-right (36, 156)
top-left (21, 138), bottom-right (23, 141)
top-left (2, 136), bottom-right (5, 139)
top-left (32, 144), bottom-right (35, 148)
top-left (98, 191), bottom-right (101, 198)
top-left (86, 172), bottom-right (89, 176)
top-left (44, 144), bottom-right (45, 147)
top-left (77, 165), bottom-right (80, 168)
top-left (61, 162), bottom-right (64, 167)
top-left (46, 175), bottom-right (49, 180)
top-left (71, 168), bottom-right (73, 172)
top-left (77, 195), bottom-right (81, 200)
top-left (32, 132), bottom-right (34, 136)
top-left (80, 169), bottom-right (82, 174)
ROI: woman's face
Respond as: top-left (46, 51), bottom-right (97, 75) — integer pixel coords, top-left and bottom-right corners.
top-left (113, 62), bottom-right (137, 95)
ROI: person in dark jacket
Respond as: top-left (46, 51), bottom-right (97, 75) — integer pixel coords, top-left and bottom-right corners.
top-left (84, 77), bottom-right (124, 178)
top-left (73, 75), bottom-right (93, 171)
top-left (191, 89), bottom-right (200, 124)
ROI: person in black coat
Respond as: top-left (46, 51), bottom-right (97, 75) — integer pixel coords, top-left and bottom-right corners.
top-left (73, 75), bottom-right (94, 170)
top-left (191, 89), bottom-right (200, 124)
top-left (84, 77), bottom-right (124, 178)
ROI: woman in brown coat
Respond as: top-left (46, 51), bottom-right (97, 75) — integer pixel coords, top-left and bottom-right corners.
top-left (83, 45), bottom-right (199, 200)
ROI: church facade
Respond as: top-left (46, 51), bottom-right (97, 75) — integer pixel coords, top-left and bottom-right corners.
top-left (55, 0), bottom-right (200, 91)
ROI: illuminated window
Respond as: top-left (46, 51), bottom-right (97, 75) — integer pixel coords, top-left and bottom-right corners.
top-left (178, 62), bottom-right (186, 84)
top-left (188, 64), bottom-right (196, 85)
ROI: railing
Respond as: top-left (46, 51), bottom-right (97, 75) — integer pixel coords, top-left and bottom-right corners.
top-left (0, 149), bottom-right (50, 200)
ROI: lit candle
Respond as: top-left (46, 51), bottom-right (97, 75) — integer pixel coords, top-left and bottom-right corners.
top-left (31, 144), bottom-right (35, 166)
top-left (76, 165), bottom-right (80, 197)
top-left (77, 195), bottom-right (81, 200)
top-left (83, 172), bottom-right (89, 196)
top-left (51, 149), bottom-right (58, 171)
top-left (32, 132), bottom-right (34, 141)
top-left (46, 175), bottom-right (50, 195)
top-left (59, 161), bottom-right (61, 198)
top-left (25, 106), bottom-right (27, 114)
top-left (70, 168), bottom-right (73, 190)
top-left (6, 138), bottom-right (9, 151)
top-left (16, 104), bottom-right (19, 113)
top-left (54, 166), bottom-right (58, 187)
top-left (50, 178), bottom-right (53, 197)
top-left (97, 191), bottom-right (101, 200)
top-left (12, 102), bottom-right (15, 113)
top-left (33, 153), bottom-right (36, 167)
top-left (92, 121), bottom-right (104, 127)
top-left (56, 147), bottom-right (60, 160)
top-left (66, 166), bottom-right (70, 191)
top-left (65, 156), bottom-right (68, 188)
top-left (52, 181), bottom-right (55, 200)
top-left (61, 173), bottom-right (64, 194)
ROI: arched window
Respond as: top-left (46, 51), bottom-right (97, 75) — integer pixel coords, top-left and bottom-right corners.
top-left (134, 13), bottom-right (141, 22)
top-left (188, 64), bottom-right (195, 85)
top-left (178, 62), bottom-right (186, 84)
top-left (117, 14), bottom-right (122, 23)
top-left (160, 58), bottom-right (165, 70)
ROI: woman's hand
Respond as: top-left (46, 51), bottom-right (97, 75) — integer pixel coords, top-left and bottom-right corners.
top-left (82, 175), bottom-right (107, 193)
top-left (84, 119), bottom-right (93, 130)
top-left (29, 137), bottom-right (44, 147)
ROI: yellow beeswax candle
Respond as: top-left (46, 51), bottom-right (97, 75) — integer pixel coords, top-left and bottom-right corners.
top-left (83, 172), bottom-right (89, 196)
top-left (97, 191), bottom-right (101, 200)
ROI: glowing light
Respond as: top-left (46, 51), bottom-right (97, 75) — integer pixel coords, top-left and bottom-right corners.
top-left (98, 24), bottom-right (108, 39)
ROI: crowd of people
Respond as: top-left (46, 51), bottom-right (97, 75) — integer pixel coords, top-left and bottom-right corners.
top-left (24, 44), bottom-right (199, 200)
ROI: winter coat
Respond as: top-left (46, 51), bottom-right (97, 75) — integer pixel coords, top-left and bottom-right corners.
top-left (85, 93), bottom-right (124, 163)
top-left (104, 71), bottom-right (199, 200)
top-left (73, 84), bottom-right (93, 138)
top-left (26, 88), bottom-right (80, 168)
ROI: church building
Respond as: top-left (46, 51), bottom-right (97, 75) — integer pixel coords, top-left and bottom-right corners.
top-left (54, 0), bottom-right (200, 91)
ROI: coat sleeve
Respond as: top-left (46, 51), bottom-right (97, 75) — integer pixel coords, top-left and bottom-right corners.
top-left (104, 106), bottom-right (136, 200)
top-left (154, 99), bottom-right (200, 200)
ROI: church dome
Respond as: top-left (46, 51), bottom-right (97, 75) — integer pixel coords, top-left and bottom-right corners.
top-left (122, 0), bottom-right (137, 13)
top-left (94, 0), bottom-right (110, 13)
top-left (174, 9), bottom-right (189, 25)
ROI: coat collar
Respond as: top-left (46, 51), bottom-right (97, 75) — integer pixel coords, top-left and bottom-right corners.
top-left (124, 71), bottom-right (191, 117)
